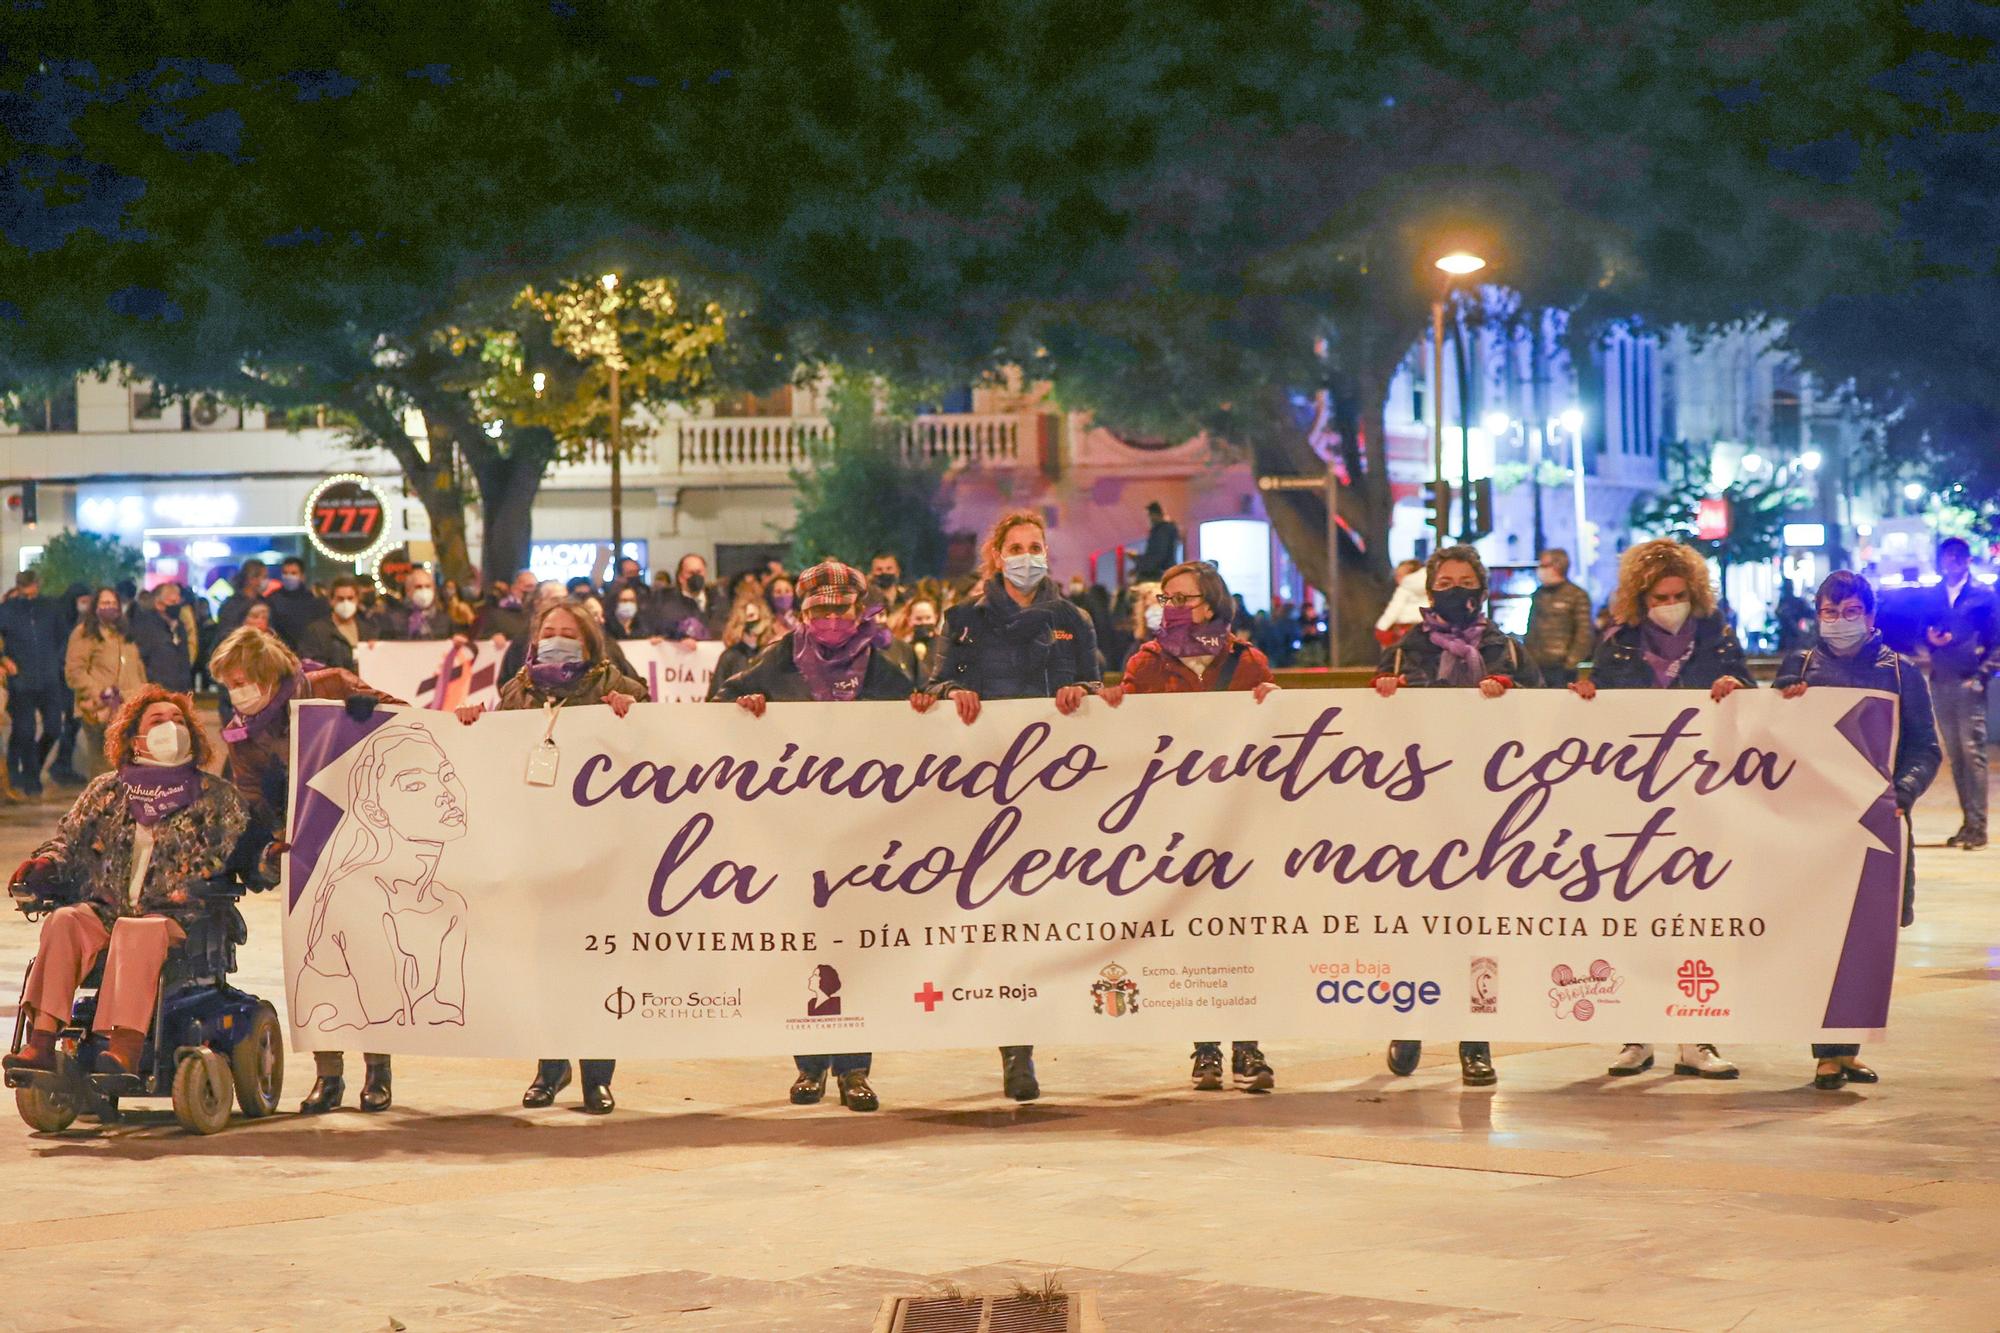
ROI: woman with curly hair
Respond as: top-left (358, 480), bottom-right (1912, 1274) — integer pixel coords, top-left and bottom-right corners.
top-left (3, 687), bottom-right (267, 1078)
top-left (1572, 537), bottom-right (1752, 1079)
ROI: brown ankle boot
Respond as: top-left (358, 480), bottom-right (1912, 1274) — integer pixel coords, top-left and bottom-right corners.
top-left (3, 1027), bottom-right (59, 1073)
top-left (93, 1028), bottom-right (145, 1076)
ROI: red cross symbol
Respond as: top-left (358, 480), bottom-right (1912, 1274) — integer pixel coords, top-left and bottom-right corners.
top-left (913, 982), bottom-right (944, 1012)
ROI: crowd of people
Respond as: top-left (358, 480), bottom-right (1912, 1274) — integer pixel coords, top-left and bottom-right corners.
top-left (0, 506), bottom-right (1983, 1123)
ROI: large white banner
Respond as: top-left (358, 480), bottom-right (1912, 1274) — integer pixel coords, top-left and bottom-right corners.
top-left (352, 638), bottom-right (725, 709)
top-left (279, 688), bottom-right (1905, 1057)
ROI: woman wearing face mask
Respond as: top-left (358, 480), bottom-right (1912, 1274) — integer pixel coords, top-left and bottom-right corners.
top-left (299, 574), bottom-right (371, 673)
top-left (1375, 545), bottom-right (1544, 1087)
top-left (1119, 582), bottom-right (1163, 669)
top-left (1101, 561), bottom-right (1283, 1092)
top-left (765, 575), bottom-right (799, 636)
top-left (1570, 537), bottom-right (1753, 1080)
top-left (911, 509), bottom-right (1101, 1102)
top-left (714, 560), bottom-right (914, 1111)
top-left (885, 597), bottom-right (942, 686)
top-left (457, 603), bottom-right (645, 1114)
top-left (605, 583), bottom-right (651, 641)
top-left (64, 587), bottom-right (148, 777)
top-left (3, 688), bottom-right (268, 1080)
top-left (707, 596), bottom-right (779, 698)
top-left (1775, 571), bottom-right (1940, 1092)
top-left (210, 625), bottom-right (401, 1113)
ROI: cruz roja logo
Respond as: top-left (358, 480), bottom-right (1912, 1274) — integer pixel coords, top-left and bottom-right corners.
top-left (1315, 976), bottom-right (1443, 1013)
top-left (1090, 962), bottom-right (1141, 1017)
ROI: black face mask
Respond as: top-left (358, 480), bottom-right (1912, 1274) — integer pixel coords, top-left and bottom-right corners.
top-left (873, 572), bottom-right (898, 590)
top-left (1431, 586), bottom-right (1482, 626)
top-left (912, 625), bottom-right (936, 643)
top-left (683, 573), bottom-right (706, 594)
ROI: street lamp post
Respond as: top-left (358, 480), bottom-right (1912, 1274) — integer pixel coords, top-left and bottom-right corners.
top-left (601, 273), bottom-right (624, 553)
top-left (1431, 253), bottom-right (1486, 547)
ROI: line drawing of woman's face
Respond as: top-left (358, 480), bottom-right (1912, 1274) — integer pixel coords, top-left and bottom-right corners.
top-left (368, 737), bottom-right (468, 844)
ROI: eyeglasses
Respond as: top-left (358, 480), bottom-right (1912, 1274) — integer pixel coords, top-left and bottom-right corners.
top-left (1818, 607), bottom-right (1868, 622)
top-left (1160, 593), bottom-right (1207, 607)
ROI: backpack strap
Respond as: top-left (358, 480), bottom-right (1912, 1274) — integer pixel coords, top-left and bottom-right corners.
top-left (1211, 642), bottom-right (1247, 692)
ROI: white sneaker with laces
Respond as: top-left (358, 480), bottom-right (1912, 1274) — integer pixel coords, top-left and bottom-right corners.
top-left (1674, 1043), bottom-right (1739, 1079)
top-left (1607, 1043), bottom-right (1655, 1076)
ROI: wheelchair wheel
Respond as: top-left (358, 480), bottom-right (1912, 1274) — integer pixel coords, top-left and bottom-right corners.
top-left (230, 1004), bottom-right (284, 1119)
top-left (171, 1049), bottom-right (235, 1135)
top-left (16, 1082), bottom-right (80, 1134)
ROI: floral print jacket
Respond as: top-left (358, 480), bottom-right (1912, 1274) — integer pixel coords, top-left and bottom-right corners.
top-left (36, 772), bottom-right (265, 928)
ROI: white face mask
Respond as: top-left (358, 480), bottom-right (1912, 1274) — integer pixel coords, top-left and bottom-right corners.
top-left (228, 683), bottom-right (268, 714)
top-left (1820, 617), bottom-right (1871, 653)
top-left (410, 587), bottom-right (436, 610)
top-left (1648, 602), bottom-right (1693, 634)
top-left (332, 599), bottom-right (358, 621)
top-left (1144, 604), bottom-right (1165, 632)
top-left (535, 635), bottom-right (586, 665)
top-left (615, 601), bottom-right (638, 623)
top-left (140, 720), bottom-right (192, 767)
top-left (1002, 552), bottom-right (1049, 590)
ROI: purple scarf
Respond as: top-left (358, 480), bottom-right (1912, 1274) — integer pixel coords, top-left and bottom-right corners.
top-left (1419, 610), bottom-right (1488, 686)
top-left (527, 657), bottom-right (591, 694)
top-left (1639, 619), bottom-right (1698, 688)
top-left (1158, 606), bottom-right (1231, 660)
top-left (793, 620), bottom-right (888, 702)
top-left (118, 763), bottom-right (203, 826)
top-left (222, 669), bottom-right (307, 744)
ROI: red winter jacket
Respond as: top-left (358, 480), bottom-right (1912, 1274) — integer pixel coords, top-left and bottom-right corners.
top-left (1120, 639), bottom-right (1274, 694)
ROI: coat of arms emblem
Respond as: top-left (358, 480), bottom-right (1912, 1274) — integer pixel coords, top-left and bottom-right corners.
top-left (1090, 962), bottom-right (1140, 1017)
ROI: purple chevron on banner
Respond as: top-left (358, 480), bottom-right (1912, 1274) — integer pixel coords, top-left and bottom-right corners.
top-left (1823, 696), bottom-right (1902, 1029)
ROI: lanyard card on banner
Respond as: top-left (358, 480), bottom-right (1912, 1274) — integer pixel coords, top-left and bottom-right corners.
top-left (524, 698), bottom-right (564, 787)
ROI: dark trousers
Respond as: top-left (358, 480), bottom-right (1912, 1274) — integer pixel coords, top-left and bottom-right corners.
top-left (1392, 1041), bottom-right (1490, 1058)
top-left (7, 687), bottom-right (63, 789)
top-left (1193, 1041), bottom-right (1262, 1057)
top-left (1812, 1044), bottom-right (1861, 1059)
top-left (1934, 678), bottom-right (1989, 837)
top-left (52, 700), bottom-right (78, 772)
top-left (537, 1058), bottom-right (614, 1086)
top-left (795, 1053), bottom-right (871, 1076)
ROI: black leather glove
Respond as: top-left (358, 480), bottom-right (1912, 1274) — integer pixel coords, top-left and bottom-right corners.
top-left (343, 693), bottom-right (380, 721)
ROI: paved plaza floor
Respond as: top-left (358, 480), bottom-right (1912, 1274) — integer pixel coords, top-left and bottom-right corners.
top-left (0, 768), bottom-right (1995, 1332)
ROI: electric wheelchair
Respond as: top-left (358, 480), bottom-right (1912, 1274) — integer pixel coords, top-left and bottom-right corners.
top-left (5, 869), bottom-right (283, 1135)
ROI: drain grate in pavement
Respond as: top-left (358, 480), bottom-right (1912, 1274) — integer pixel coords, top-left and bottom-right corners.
top-left (880, 1292), bottom-right (1092, 1332)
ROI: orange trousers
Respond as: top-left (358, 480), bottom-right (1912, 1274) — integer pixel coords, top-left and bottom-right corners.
top-left (21, 904), bottom-right (183, 1036)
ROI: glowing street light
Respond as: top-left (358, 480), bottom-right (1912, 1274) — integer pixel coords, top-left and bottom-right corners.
top-left (1559, 407), bottom-right (1584, 435)
top-left (600, 272), bottom-right (619, 293)
top-left (1482, 411), bottom-right (1512, 437)
top-left (1428, 251), bottom-right (1489, 549)
top-left (1741, 453), bottom-right (1765, 474)
top-left (1799, 449), bottom-right (1823, 471)
top-left (1434, 252), bottom-right (1487, 276)
top-left (1903, 481), bottom-right (1926, 502)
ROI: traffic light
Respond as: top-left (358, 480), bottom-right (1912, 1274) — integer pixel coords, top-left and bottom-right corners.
top-left (1464, 477), bottom-right (1494, 541)
top-left (1422, 479), bottom-right (1453, 536)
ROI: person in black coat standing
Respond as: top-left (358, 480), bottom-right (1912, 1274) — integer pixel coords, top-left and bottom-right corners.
top-left (911, 510), bottom-right (1101, 1102)
top-left (716, 560), bottom-right (913, 1113)
top-left (265, 556), bottom-right (329, 652)
top-left (1374, 545), bottom-right (1545, 1088)
top-left (1573, 537), bottom-right (1753, 1081)
top-left (128, 581), bottom-right (195, 693)
top-left (1924, 536), bottom-right (1999, 849)
top-left (0, 571), bottom-right (69, 797)
top-left (1776, 570), bottom-right (1942, 1091)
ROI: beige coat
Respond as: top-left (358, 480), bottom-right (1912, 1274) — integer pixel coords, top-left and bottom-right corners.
top-left (65, 623), bottom-right (148, 725)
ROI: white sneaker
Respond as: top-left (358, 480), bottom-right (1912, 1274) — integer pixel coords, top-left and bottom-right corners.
top-left (1674, 1043), bottom-right (1739, 1079)
top-left (1607, 1043), bottom-right (1654, 1076)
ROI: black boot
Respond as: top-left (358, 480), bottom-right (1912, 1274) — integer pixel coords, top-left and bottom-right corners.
top-left (1000, 1046), bottom-right (1039, 1102)
top-left (359, 1059), bottom-right (392, 1113)
top-left (299, 1076), bottom-right (346, 1115)
top-left (1386, 1041), bottom-right (1422, 1076)
top-left (581, 1079), bottom-right (615, 1115)
top-left (1459, 1042), bottom-right (1497, 1087)
top-left (791, 1066), bottom-right (828, 1105)
top-left (836, 1070), bottom-right (878, 1112)
top-left (523, 1060), bottom-right (571, 1108)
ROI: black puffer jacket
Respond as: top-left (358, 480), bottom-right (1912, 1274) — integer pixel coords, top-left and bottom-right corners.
top-left (927, 578), bottom-right (1101, 701)
top-left (1377, 620), bottom-right (1545, 688)
top-left (1591, 616), bottom-right (1750, 692)
top-left (714, 636), bottom-right (913, 703)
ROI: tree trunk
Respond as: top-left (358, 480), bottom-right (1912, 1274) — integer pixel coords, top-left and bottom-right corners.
top-left (337, 386), bottom-right (477, 587)
top-left (465, 426), bottom-right (556, 588)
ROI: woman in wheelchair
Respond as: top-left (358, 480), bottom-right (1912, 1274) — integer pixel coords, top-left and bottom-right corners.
top-left (3, 687), bottom-right (267, 1079)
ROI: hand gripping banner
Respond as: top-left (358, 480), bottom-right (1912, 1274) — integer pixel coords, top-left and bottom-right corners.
top-left (280, 688), bottom-right (1901, 1057)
